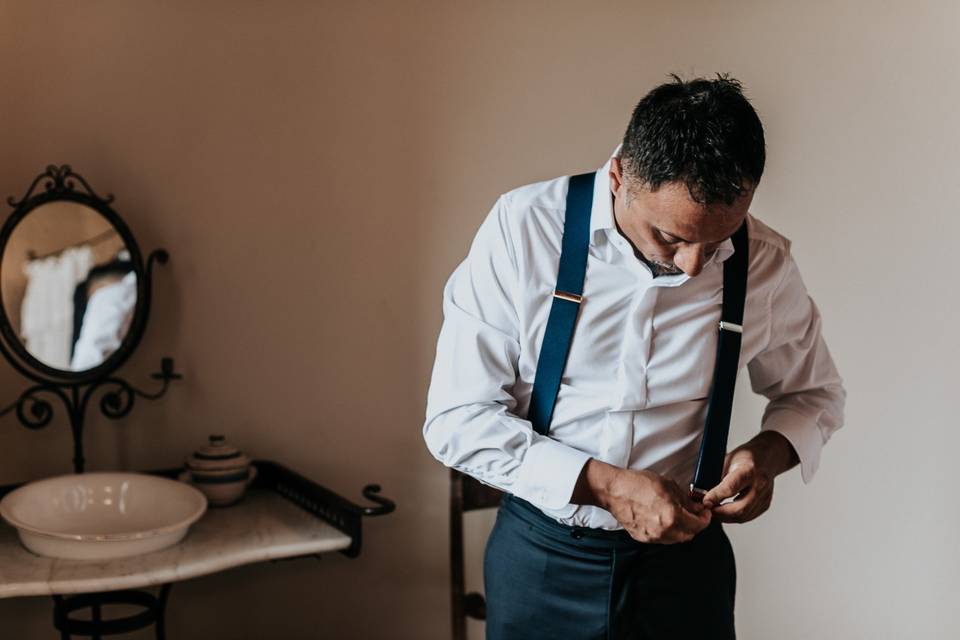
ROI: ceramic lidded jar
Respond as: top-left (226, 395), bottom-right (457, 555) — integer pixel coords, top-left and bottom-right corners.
top-left (181, 435), bottom-right (257, 507)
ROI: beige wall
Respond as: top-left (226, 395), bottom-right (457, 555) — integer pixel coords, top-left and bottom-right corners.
top-left (0, 1), bottom-right (957, 638)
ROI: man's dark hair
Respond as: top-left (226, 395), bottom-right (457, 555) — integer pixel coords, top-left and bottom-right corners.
top-left (619, 73), bottom-right (766, 205)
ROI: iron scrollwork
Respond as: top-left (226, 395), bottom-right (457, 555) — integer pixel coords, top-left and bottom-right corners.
top-left (252, 461), bottom-right (396, 558)
top-left (6, 164), bottom-right (114, 208)
top-left (0, 384), bottom-right (66, 430)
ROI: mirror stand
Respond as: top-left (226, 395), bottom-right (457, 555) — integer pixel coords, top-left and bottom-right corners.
top-left (0, 353), bottom-right (182, 473)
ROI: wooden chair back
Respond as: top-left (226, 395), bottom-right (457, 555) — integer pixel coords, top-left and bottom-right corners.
top-left (449, 469), bottom-right (503, 640)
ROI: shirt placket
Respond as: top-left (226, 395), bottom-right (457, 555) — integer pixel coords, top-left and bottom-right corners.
top-left (611, 258), bottom-right (662, 412)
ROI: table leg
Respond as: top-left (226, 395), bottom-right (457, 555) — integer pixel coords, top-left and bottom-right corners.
top-left (92, 600), bottom-right (102, 640)
top-left (50, 584), bottom-right (174, 637)
top-left (155, 583), bottom-right (172, 640)
top-left (52, 594), bottom-right (70, 640)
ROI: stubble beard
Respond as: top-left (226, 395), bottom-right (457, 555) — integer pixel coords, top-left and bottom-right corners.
top-left (649, 260), bottom-right (683, 277)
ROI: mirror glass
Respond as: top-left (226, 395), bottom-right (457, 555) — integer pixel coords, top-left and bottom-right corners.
top-left (0, 201), bottom-right (137, 372)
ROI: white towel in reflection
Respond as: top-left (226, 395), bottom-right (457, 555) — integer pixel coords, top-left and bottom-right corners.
top-left (70, 271), bottom-right (137, 371)
top-left (21, 246), bottom-right (93, 369)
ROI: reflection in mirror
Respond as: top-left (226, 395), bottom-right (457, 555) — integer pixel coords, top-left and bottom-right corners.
top-left (0, 201), bottom-right (137, 372)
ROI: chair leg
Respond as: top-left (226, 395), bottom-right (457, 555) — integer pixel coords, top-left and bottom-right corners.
top-left (451, 471), bottom-right (466, 640)
top-left (464, 592), bottom-right (486, 620)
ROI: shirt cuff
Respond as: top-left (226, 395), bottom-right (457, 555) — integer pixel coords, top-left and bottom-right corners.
top-left (512, 436), bottom-right (592, 510)
top-left (761, 407), bottom-right (825, 484)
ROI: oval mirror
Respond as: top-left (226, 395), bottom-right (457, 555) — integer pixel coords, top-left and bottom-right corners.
top-left (0, 201), bottom-right (138, 373)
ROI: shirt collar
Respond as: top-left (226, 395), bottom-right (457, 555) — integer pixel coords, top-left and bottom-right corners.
top-left (587, 147), bottom-right (618, 244)
top-left (587, 144), bottom-right (737, 267)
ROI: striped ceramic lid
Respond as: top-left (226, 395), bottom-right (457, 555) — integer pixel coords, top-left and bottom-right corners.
top-left (186, 435), bottom-right (250, 472)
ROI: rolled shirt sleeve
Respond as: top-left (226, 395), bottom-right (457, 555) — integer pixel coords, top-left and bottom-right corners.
top-left (747, 253), bottom-right (846, 483)
top-left (423, 196), bottom-right (591, 511)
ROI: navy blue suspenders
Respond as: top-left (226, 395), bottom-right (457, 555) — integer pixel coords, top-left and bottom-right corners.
top-left (526, 172), bottom-right (595, 435)
top-left (690, 221), bottom-right (749, 498)
top-left (526, 172), bottom-right (749, 500)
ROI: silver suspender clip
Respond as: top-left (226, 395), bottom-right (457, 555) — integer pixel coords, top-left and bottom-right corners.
top-left (553, 290), bottom-right (583, 304)
top-left (719, 321), bottom-right (743, 334)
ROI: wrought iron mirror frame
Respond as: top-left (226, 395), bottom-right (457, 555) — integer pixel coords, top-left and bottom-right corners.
top-left (0, 165), bottom-right (180, 473)
top-left (0, 165), bottom-right (158, 384)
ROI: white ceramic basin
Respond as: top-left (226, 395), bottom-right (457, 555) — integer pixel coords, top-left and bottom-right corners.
top-left (0, 472), bottom-right (207, 560)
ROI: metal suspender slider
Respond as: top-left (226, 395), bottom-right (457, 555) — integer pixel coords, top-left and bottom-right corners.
top-left (718, 321), bottom-right (743, 334)
top-left (553, 291), bottom-right (583, 304)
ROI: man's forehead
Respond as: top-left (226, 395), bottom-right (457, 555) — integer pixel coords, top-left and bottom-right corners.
top-left (656, 209), bottom-right (746, 243)
top-left (638, 182), bottom-right (751, 241)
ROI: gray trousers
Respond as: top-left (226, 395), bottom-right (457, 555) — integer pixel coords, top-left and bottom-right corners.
top-left (484, 495), bottom-right (737, 640)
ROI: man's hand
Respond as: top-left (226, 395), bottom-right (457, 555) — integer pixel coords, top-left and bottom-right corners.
top-left (572, 459), bottom-right (712, 544)
top-left (700, 430), bottom-right (799, 523)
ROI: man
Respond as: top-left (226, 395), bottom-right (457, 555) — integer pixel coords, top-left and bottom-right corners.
top-left (423, 74), bottom-right (845, 639)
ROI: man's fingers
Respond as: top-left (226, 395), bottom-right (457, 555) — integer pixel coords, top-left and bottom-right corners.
top-left (623, 501), bottom-right (712, 545)
top-left (712, 483), bottom-right (764, 522)
top-left (672, 501), bottom-right (713, 536)
top-left (655, 516), bottom-right (705, 544)
top-left (712, 492), bottom-right (751, 521)
top-left (664, 480), bottom-right (714, 535)
top-left (667, 481), bottom-right (708, 514)
top-left (702, 464), bottom-right (751, 506)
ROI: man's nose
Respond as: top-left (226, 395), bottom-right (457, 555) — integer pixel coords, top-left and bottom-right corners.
top-left (675, 245), bottom-right (706, 277)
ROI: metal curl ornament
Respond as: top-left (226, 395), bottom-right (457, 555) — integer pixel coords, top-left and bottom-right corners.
top-left (84, 379), bottom-right (137, 421)
top-left (7, 164), bottom-right (114, 208)
top-left (358, 484), bottom-right (396, 516)
top-left (0, 384), bottom-right (70, 431)
top-left (17, 392), bottom-right (56, 430)
top-left (146, 249), bottom-right (169, 275)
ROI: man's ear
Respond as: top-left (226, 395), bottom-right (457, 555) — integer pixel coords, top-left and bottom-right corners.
top-left (609, 157), bottom-right (624, 195)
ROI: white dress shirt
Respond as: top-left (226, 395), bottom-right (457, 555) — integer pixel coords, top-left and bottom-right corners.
top-left (423, 150), bottom-right (845, 530)
top-left (71, 271), bottom-right (137, 371)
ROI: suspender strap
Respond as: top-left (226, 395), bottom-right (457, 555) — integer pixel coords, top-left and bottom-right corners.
top-left (690, 221), bottom-right (750, 497)
top-left (527, 172), bottom-right (594, 435)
